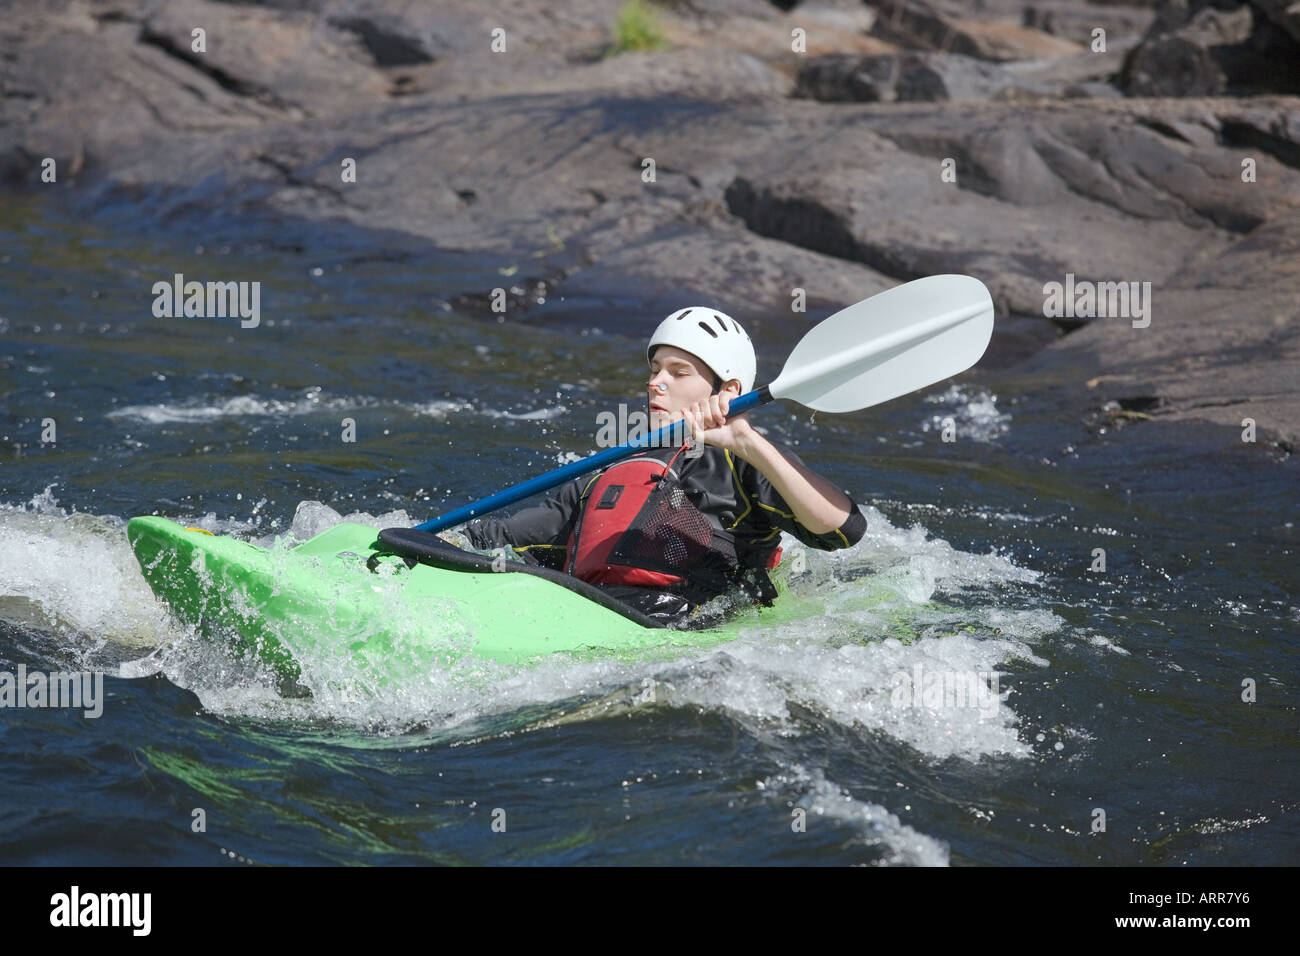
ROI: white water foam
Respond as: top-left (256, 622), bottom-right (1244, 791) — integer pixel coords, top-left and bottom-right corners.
top-left (0, 487), bottom-right (182, 657)
top-left (157, 502), bottom-right (1060, 771)
top-left (274, 500), bottom-right (416, 545)
top-left (106, 390), bottom-right (375, 424)
top-left (1, 490), bottom-right (1063, 776)
top-left (651, 632), bottom-right (1041, 762)
top-left (920, 385), bottom-right (1011, 442)
top-left (759, 764), bottom-right (950, 866)
top-left (481, 406), bottom-right (567, 422)
top-left (106, 388), bottom-right (551, 426)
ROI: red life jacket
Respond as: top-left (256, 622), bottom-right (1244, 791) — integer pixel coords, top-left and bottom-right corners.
top-left (566, 444), bottom-right (719, 588)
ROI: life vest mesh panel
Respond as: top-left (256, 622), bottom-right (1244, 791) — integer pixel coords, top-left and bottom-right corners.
top-left (610, 484), bottom-right (715, 571)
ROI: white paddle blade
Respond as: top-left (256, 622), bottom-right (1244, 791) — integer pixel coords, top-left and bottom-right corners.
top-left (769, 275), bottom-right (994, 413)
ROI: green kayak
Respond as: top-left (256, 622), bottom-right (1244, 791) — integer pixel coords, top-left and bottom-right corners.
top-left (126, 516), bottom-right (825, 685)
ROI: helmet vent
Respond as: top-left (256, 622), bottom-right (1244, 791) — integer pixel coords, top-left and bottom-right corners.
top-left (697, 321), bottom-right (719, 339)
top-left (714, 314), bottom-right (729, 332)
top-left (677, 309), bottom-right (692, 321)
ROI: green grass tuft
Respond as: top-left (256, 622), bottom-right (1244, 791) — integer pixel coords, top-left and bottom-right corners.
top-left (609, 0), bottom-right (668, 55)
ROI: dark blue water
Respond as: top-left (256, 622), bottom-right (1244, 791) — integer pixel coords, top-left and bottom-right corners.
top-left (1, 195), bottom-right (1296, 865)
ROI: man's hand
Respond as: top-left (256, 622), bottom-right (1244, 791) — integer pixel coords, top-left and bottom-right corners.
top-left (437, 529), bottom-right (471, 549)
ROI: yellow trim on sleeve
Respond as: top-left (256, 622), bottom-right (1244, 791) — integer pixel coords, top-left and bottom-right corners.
top-left (755, 499), bottom-right (794, 519)
top-left (723, 449), bottom-right (753, 530)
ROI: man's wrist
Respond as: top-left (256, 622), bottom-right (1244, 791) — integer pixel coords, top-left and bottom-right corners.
top-left (730, 424), bottom-right (770, 463)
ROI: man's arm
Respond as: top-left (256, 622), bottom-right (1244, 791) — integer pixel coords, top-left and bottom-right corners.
top-left (461, 475), bottom-right (588, 561)
top-left (730, 430), bottom-right (852, 535)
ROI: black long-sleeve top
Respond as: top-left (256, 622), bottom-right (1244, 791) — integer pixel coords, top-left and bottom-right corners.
top-left (463, 442), bottom-right (867, 579)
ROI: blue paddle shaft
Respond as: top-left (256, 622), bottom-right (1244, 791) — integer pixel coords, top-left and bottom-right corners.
top-left (414, 387), bottom-right (770, 533)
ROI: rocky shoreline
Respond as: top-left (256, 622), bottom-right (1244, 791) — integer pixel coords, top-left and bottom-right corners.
top-left (4, 0), bottom-right (1297, 447)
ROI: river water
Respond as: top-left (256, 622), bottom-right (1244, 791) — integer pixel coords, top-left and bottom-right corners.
top-left (1, 195), bottom-right (1295, 865)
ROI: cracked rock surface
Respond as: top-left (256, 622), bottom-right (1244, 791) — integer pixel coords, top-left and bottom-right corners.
top-left (2, 0), bottom-right (1296, 446)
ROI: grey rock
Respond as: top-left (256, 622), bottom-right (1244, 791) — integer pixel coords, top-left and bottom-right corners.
top-left (137, 0), bottom-right (391, 114)
top-left (1123, 33), bottom-right (1232, 95)
top-left (790, 51), bottom-right (1107, 103)
top-left (2, 0), bottom-right (1297, 447)
top-left (1122, 0), bottom-right (1300, 96)
top-left (869, 0), bottom-right (1086, 61)
top-left (1252, 0), bottom-right (1300, 44)
top-left (1000, 35), bottom-right (1141, 90)
top-left (328, 16), bottom-right (437, 67)
top-left (1064, 79), bottom-right (1125, 96)
top-left (1022, 2), bottom-right (1158, 44)
top-left (1022, 215), bottom-right (1300, 445)
top-left (892, 53), bottom-right (1023, 100)
top-left (796, 52), bottom-right (1071, 103)
top-left (794, 54), bottom-right (903, 102)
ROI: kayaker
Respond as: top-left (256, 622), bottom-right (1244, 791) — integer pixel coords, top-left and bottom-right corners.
top-left (460, 307), bottom-right (867, 625)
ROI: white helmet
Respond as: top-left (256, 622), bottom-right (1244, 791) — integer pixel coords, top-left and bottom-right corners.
top-left (647, 307), bottom-right (756, 394)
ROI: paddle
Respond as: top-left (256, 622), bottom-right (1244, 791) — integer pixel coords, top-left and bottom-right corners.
top-left (414, 273), bottom-right (994, 533)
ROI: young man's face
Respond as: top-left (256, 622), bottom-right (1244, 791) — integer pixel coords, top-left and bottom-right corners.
top-left (647, 345), bottom-right (737, 428)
